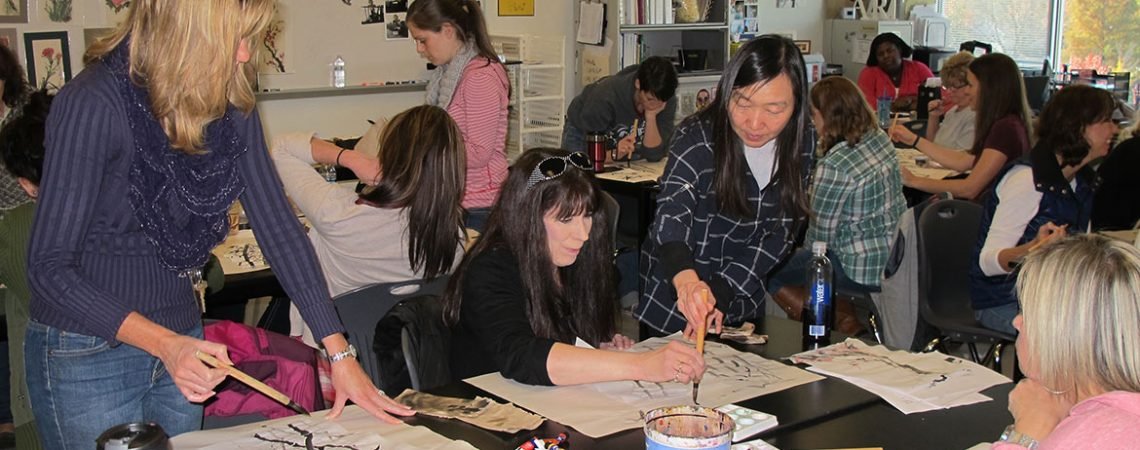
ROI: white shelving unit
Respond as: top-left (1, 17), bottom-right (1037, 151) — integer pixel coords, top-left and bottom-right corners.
top-left (492, 34), bottom-right (567, 162)
top-left (616, 0), bottom-right (731, 77)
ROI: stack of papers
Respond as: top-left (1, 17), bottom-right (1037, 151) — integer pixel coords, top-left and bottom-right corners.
top-left (790, 339), bottom-right (1011, 414)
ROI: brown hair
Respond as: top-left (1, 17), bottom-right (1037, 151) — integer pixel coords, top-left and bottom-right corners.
top-left (358, 105), bottom-right (467, 280)
top-left (407, 0), bottom-right (499, 65)
top-left (810, 76), bottom-right (877, 154)
top-left (969, 53), bottom-right (1034, 155)
top-left (85, 0), bottom-right (274, 154)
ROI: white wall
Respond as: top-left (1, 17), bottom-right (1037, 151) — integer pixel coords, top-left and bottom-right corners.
top-left (257, 0), bottom-right (575, 138)
top-left (3, 0), bottom-right (574, 139)
top-left (757, 1), bottom-right (826, 55)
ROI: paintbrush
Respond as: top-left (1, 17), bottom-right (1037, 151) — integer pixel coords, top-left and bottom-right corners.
top-left (889, 111), bottom-right (901, 132)
top-left (692, 290), bottom-right (708, 404)
top-left (195, 351), bottom-right (310, 416)
top-left (627, 118), bottom-right (639, 168)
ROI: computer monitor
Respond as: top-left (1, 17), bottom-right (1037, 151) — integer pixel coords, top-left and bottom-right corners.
top-left (1023, 76), bottom-right (1051, 112)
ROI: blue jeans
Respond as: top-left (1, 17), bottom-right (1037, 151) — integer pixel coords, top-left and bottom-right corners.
top-left (25, 321), bottom-right (203, 449)
top-left (975, 303), bottom-right (1019, 336)
top-left (560, 122), bottom-right (588, 153)
top-left (767, 249), bottom-right (878, 295)
top-left (464, 207), bottom-right (492, 234)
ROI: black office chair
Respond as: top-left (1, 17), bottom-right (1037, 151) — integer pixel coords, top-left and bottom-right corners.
top-left (1023, 75), bottom-right (1052, 113)
top-left (332, 277), bottom-right (449, 388)
top-left (915, 199), bottom-right (1015, 372)
top-left (373, 294), bottom-right (452, 394)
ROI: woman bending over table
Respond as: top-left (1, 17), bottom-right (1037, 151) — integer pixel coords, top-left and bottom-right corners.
top-left (446, 148), bottom-right (707, 386)
top-left (25, 2), bottom-right (411, 447)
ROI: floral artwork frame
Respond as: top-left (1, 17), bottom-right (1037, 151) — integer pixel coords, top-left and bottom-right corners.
top-left (258, 4), bottom-right (291, 74)
top-left (0, 0), bottom-right (28, 23)
top-left (24, 31), bottom-right (71, 91)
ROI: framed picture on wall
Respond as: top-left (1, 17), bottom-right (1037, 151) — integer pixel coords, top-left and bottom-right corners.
top-left (24, 31), bottom-right (72, 91)
top-left (0, 28), bottom-right (16, 53)
top-left (794, 40), bottom-right (811, 54)
top-left (498, 0), bottom-right (534, 16)
top-left (0, 0), bottom-right (28, 24)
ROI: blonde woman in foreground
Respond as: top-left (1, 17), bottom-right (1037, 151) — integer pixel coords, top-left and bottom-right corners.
top-left (993, 234), bottom-right (1140, 449)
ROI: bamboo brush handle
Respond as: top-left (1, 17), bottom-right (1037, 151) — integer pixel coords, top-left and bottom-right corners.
top-left (195, 351), bottom-right (292, 406)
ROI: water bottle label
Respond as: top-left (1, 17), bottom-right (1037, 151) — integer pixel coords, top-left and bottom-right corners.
top-left (808, 324), bottom-right (826, 337)
top-left (809, 278), bottom-right (831, 327)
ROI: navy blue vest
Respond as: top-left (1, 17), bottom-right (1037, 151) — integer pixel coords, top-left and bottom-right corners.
top-left (969, 145), bottom-right (1097, 311)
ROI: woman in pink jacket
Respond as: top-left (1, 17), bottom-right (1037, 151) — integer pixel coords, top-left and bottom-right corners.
top-left (407, 0), bottom-right (510, 232)
top-left (993, 234), bottom-right (1140, 449)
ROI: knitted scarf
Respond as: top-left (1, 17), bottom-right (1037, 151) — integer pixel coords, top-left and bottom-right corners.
top-left (425, 43), bottom-right (480, 109)
top-left (109, 41), bottom-right (248, 273)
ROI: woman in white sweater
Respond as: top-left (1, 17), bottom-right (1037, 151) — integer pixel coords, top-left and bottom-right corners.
top-left (271, 105), bottom-right (467, 344)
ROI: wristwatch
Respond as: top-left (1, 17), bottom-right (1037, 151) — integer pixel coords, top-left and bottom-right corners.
top-left (999, 425), bottom-right (1040, 449)
top-left (325, 344), bottom-right (358, 363)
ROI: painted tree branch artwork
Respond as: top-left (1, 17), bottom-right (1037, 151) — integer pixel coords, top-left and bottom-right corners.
top-left (261, 19), bottom-right (287, 73)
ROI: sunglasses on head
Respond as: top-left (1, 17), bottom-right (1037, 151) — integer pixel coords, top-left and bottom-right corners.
top-left (525, 152), bottom-right (592, 191)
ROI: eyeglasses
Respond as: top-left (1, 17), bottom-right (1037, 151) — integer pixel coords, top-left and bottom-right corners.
top-left (525, 152), bottom-right (591, 191)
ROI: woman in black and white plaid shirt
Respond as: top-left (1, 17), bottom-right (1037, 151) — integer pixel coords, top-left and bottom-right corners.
top-left (636, 35), bottom-right (815, 337)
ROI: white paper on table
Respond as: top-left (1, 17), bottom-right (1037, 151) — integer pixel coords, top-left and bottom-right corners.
top-left (897, 148), bottom-right (958, 180)
top-left (465, 333), bottom-right (823, 438)
top-left (171, 406), bottom-right (478, 450)
top-left (594, 159), bottom-right (668, 184)
top-left (576, 1), bottom-right (605, 45)
top-left (211, 230), bottom-right (270, 275)
top-left (790, 339), bottom-right (1011, 414)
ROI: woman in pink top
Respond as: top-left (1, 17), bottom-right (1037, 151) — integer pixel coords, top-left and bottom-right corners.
top-left (857, 32), bottom-right (934, 113)
top-left (407, 0), bottom-right (510, 232)
top-left (993, 234), bottom-right (1140, 450)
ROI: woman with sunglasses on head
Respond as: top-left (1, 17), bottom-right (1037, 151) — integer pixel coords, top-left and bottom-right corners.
top-left (407, 0), bottom-right (509, 232)
top-left (271, 105), bottom-right (466, 347)
top-left (24, 2), bottom-right (411, 447)
top-left (992, 234), bottom-right (1140, 450)
top-left (888, 53), bottom-right (1032, 201)
top-left (636, 35), bottom-right (815, 337)
top-left (445, 148), bottom-right (707, 386)
top-left (970, 85), bottom-right (1117, 335)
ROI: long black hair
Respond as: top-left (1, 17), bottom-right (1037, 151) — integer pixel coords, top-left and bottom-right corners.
top-left (443, 148), bottom-right (618, 346)
top-left (0, 44), bottom-right (28, 109)
top-left (695, 34), bottom-right (812, 220)
top-left (357, 105), bottom-right (466, 280)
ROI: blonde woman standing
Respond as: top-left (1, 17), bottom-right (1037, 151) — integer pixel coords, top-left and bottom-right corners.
top-left (25, 2), bottom-right (411, 447)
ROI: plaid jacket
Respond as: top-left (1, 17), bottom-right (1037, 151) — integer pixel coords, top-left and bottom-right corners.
top-left (636, 117), bottom-right (814, 333)
top-left (805, 129), bottom-right (905, 288)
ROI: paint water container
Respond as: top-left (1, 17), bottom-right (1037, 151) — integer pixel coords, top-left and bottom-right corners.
top-left (802, 241), bottom-right (834, 349)
top-left (96, 422), bottom-right (172, 450)
top-left (644, 405), bottom-right (734, 450)
top-left (587, 133), bottom-right (607, 172)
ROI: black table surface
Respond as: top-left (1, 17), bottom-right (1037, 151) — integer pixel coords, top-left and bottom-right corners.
top-left (401, 317), bottom-right (1015, 450)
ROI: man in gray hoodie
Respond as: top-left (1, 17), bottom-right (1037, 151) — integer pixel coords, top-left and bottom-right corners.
top-left (562, 56), bottom-right (678, 162)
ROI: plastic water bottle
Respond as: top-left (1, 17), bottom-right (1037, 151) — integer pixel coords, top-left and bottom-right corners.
top-left (802, 241), bottom-right (834, 348)
top-left (332, 55), bottom-right (346, 88)
top-left (320, 164), bottom-right (337, 183)
top-left (876, 89), bottom-right (891, 128)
